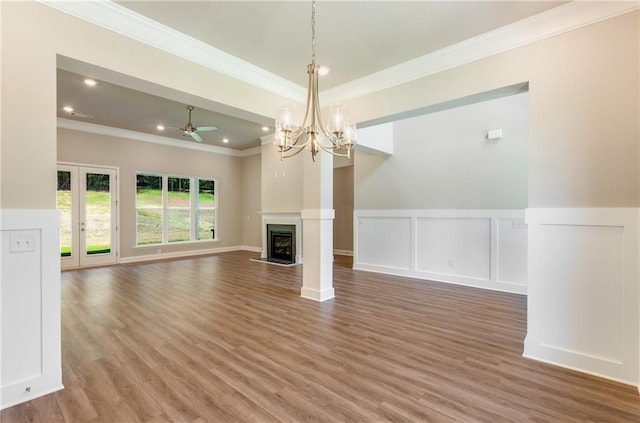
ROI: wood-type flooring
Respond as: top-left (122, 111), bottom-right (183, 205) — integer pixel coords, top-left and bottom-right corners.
top-left (2, 251), bottom-right (639, 422)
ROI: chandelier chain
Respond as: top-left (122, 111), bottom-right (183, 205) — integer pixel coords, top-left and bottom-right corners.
top-left (311, 0), bottom-right (316, 63)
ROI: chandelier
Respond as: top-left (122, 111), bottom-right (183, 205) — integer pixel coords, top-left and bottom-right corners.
top-left (274, 0), bottom-right (357, 161)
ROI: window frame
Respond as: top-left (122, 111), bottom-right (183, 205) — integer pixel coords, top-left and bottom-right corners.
top-left (135, 172), bottom-right (217, 246)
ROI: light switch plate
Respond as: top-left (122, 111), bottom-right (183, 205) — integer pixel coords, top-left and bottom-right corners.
top-left (10, 231), bottom-right (37, 253)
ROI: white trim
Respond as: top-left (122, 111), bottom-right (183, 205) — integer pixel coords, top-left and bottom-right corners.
top-left (240, 245), bottom-right (262, 253)
top-left (0, 209), bottom-right (63, 410)
top-left (259, 211), bottom-right (303, 263)
top-left (333, 249), bottom-right (353, 257)
top-left (323, 1), bottom-right (640, 104)
top-left (260, 134), bottom-right (275, 146)
top-left (524, 207), bottom-right (639, 386)
top-left (40, 0), bottom-right (305, 102)
top-left (353, 209), bottom-right (527, 295)
top-left (118, 245), bottom-right (246, 264)
top-left (58, 118), bottom-right (261, 157)
top-left (301, 208), bottom-right (335, 220)
top-left (300, 287), bottom-right (335, 302)
top-left (40, 1), bottom-right (638, 105)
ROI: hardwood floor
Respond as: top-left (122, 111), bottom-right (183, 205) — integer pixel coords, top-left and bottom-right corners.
top-left (2, 251), bottom-right (639, 422)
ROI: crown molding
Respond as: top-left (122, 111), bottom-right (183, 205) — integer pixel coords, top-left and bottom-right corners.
top-left (58, 118), bottom-right (260, 157)
top-left (39, 0), bottom-right (306, 102)
top-left (260, 134), bottom-right (275, 146)
top-left (322, 1), bottom-right (640, 104)
top-left (42, 0), bottom-right (638, 107)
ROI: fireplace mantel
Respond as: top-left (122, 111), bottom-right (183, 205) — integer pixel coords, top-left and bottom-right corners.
top-left (259, 211), bottom-right (302, 263)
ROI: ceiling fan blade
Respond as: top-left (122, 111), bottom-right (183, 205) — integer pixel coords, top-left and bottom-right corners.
top-left (196, 125), bottom-right (217, 132)
top-left (190, 132), bottom-right (203, 142)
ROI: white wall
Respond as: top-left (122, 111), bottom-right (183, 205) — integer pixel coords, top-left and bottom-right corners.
top-left (1, 210), bottom-right (62, 408)
top-left (354, 210), bottom-right (527, 294)
top-left (525, 208), bottom-right (639, 385)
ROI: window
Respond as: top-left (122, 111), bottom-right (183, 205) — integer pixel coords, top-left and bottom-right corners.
top-left (196, 179), bottom-right (216, 240)
top-left (136, 173), bottom-right (217, 246)
top-left (167, 177), bottom-right (190, 243)
top-left (136, 174), bottom-right (163, 245)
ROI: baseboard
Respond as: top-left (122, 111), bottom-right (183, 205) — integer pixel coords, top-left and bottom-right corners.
top-left (523, 337), bottom-right (636, 387)
top-left (333, 249), bottom-right (353, 256)
top-left (300, 286), bottom-right (335, 302)
top-left (119, 245), bottom-right (252, 264)
top-left (353, 262), bottom-right (526, 295)
top-left (353, 209), bottom-right (528, 295)
top-left (240, 245), bottom-right (262, 253)
top-left (1, 380), bottom-right (64, 411)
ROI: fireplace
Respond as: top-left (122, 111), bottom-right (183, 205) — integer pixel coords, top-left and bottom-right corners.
top-left (267, 224), bottom-right (296, 264)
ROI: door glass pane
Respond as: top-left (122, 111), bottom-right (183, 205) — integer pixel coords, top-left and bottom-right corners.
top-left (168, 177), bottom-right (190, 242)
top-left (57, 171), bottom-right (72, 257)
top-left (85, 173), bottom-right (111, 255)
top-left (136, 175), bottom-right (163, 245)
top-left (197, 179), bottom-right (216, 240)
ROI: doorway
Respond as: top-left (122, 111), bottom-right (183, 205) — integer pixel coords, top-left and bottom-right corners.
top-left (57, 164), bottom-right (118, 268)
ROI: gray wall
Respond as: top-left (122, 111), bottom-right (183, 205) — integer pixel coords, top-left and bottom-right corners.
top-left (333, 165), bottom-right (354, 252)
top-left (356, 92), bottom-right (528, 210)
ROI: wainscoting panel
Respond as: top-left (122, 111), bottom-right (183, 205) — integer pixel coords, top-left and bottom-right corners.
top-left (1, 209), bottom-right (63, 409)
top-left (354, 210), bottom-right (527, 294)
top-left (497, 217), bottom-right (528, 287)
top-left (416, 217), bottom-right (491, 280)
top-left (524, 208), bottom-right (638, 386)
top-left (356, 216), bottom-right (412, 270)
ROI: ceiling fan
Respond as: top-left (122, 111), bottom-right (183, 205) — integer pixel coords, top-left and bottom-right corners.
top-left (170, 105), bottom-right (217, 142)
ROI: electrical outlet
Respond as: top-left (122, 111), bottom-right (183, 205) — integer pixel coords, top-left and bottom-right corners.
top-left (512, 218), bottom-right (527, 229)
top-left (448, 257), bottom-right (455, 268)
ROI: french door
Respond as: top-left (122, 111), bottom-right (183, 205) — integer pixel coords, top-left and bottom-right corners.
top-left (57, 164), bottom-right (118, 269)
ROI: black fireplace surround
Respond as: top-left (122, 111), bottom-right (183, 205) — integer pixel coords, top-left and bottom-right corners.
top-left (266, 224), bottom-right (296, 264)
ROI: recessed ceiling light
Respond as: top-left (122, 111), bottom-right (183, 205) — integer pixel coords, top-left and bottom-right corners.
top-left (63, 106), bottom-right (74, 113)
top-left (156, 124), bottom-right (165, 131)
top-left (84, 79), bottom-right (97, 87)
top-left (262, 126), bottom-right (269, 132)
top-left (318, 66), bottom-right (330, 76)
top-left (222, 138), bottom-right (229, 143)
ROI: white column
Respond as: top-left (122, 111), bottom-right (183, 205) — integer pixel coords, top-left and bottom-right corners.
top-left (300, 151), bottom-right (335, 301)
